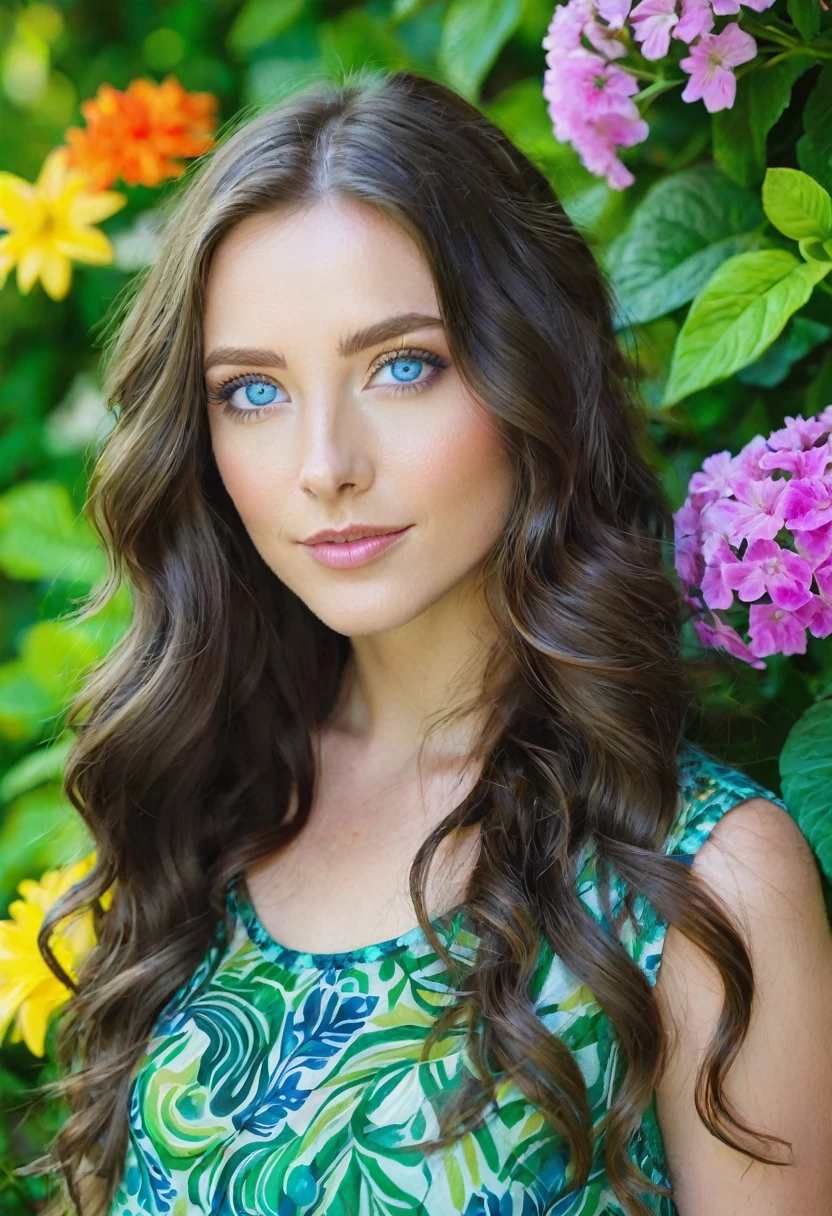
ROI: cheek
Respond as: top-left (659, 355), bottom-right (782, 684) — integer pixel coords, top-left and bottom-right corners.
top-left (398, 404), bottom-right (515, 544)
top-left (209, 425), bottom-right (292, 535)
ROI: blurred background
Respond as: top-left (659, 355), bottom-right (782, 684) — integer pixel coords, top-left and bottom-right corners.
top-left (0, 0), bottom-right (830, 1208)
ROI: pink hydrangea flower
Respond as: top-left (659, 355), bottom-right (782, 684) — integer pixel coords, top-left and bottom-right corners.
top-left (543, 0), bottom-right (595, 54)
top-left (748, 603), bottom-right (808, 657)
top-left (721, 539), bottom-right (814, 610)
top-left (712, 0), bottom-right (776, 12)
top-left (542, 46), bottom-right (648, 188)
top-left (542, 1), bottom-right (648, 188)
top-left (673, 406), bottom-right (832, 667)
top-left (596, 0), bottom-right (634, 24)
top-left (674, 0), bottom-right (714, 42)
top-left (689, 449), bottom-right (736, 503)
top-left (542, 0), bottom-right (777, 188)
top-left (699, 473), bottom-right (785, 546)
top-left (629, 0), bottom-right (679, 60)
top-left (679, 21), bottom-right (758, 111)
top-left (694, 616), bottom-right (766, 669)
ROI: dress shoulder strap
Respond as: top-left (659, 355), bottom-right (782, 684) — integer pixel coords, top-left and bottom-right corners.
top-left (665, 738), bottom-right (789, 868)
top-left (570, 738), bottom-right (790, 991)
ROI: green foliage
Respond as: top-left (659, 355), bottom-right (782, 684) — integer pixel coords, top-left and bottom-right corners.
top-left (763, 167), bottom-right (832, 241)
top-left (787, 0), bottom-right (821, 42)
top-left (797, 63), bottom-right (832, 195)
top-left (0, 0), bottom-right (831, 1204)
top-left (713, 58), bottom-right (812, 189)
top-left (228, 0), bottom-right (307, 58)
top-left (437, 0), bottom-right (524, 99)
top-left (0, 482), bottom-right (105, 585)
top-left (663, 249), bottom-right (830, 404)
top-left (780, 698), bottom-right (832, 882)
top-left (603, 165), bottom-right (766, 328)
top-left (662, 168), bottom-right (832, 403)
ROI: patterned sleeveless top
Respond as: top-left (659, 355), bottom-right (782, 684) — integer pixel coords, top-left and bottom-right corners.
top-left (109, 740), bottom-right (789, 1216)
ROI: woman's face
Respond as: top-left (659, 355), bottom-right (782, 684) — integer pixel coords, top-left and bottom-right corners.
top-left (203, 196), bottom-right (516, 637)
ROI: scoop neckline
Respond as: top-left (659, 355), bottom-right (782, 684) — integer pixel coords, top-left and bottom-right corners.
top-left (227, 875), bottom-right (468, 972)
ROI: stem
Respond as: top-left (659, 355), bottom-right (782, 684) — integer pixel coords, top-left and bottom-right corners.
top-left (634, 79), bottom-right (684, 105)
top-left (747, 45), bottom-right (832, 71)
top-left (741, 17), bottom-right (800, 49)
top-left (616, 64), bottom-right (670, 83)
top-left (766, 12), bottom-right (808, 36)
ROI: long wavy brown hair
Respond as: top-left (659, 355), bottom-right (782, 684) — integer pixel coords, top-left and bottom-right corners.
top-left (20, 66), bottom-right (791, 1216)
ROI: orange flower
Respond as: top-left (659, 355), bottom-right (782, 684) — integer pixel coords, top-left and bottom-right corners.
top-left (64, 75), bottom-right (218, 190)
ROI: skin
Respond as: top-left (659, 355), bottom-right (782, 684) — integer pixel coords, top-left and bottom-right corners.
top-left (653, 798), bottom-right (832, 1212)
top-left (203, 195), bottom-right (832, 1212)
top-left (203, 196), bottom-right (516, 949)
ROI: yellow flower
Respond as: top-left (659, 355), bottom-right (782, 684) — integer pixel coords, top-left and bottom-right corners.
top-left (0, 852), bottom-right (111, 1057)
top-left (0, 146), bottom-right (126, 301)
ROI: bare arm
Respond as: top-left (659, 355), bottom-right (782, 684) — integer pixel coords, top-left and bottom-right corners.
top-left (653, 796), bottom-right (832, 1215)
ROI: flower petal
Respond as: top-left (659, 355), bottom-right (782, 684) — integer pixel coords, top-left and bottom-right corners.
top-left (0, 970), bottom-right (35, 1028)
top-left (35, 146), bottom-right (72, 197)
top-left (54, 227), bottom-right (113, 265)
top-left (69, 189), bottom-right (126, 227)
top-left (0, 172), bottom-right (35, 229)
top-left (16, 246), bottom-right (44, 294)
top-left (39, 249), bottom-right (72, 300)
top-left (16, 982), bottom-right (63, 1058)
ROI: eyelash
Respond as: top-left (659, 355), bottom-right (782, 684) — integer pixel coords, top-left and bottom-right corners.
top-left (206, 346), bottom-right (450, 423)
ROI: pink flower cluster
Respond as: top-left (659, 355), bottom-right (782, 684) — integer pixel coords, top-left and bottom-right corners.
top-left (674, 406), bottom-right (832, 669)
top-left (542, 0), bottom-right (773, 188)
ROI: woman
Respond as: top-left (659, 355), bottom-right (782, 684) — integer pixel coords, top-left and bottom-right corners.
top-left (26, 68), bottom-right (832, 1216)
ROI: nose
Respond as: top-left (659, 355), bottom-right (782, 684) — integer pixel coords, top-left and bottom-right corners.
top-left (296, 395), bottom-right (373, 500)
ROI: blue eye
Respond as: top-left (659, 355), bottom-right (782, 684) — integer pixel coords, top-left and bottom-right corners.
top-left (209, 373), bottom-right (283, 422)
top-left (370, 347), bottom-right (448, 395)
top-left (245, 381), bottom-right (277, 405)
top-left (209, 346), bottom-right (448, 423)
top-left (388, 357), bottom-right (423, 383)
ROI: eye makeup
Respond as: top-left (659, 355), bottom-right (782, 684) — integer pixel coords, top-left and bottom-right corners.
top-left (205, 345), bottom-right (450, 422)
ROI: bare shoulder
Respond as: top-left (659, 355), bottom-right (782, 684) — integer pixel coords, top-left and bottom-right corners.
top-left (688, 794), bottom-right (822, 908)
top-left (653, 796), bottom-right (832, 1215)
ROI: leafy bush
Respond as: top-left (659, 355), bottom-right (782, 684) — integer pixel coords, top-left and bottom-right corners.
top-left (0, 0), bottom-right (830, 1208)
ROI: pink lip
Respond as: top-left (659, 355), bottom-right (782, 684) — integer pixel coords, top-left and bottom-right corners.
top-left (302, 526), bottom-right (412, 569)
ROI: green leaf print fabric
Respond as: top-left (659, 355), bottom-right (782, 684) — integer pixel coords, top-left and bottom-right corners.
top-left (109, 739), bottom-right (789, 1216)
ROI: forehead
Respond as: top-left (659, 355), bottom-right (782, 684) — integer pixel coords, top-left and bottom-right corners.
top-left (203, 198), bottom-right (439, 350)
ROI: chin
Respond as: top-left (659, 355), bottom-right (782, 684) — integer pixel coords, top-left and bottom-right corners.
top-left (299, 587), bottom-right (443, 638)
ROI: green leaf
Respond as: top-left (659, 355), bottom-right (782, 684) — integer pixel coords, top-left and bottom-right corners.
top-left (762, 167), bottom-right (832, 241)
top-left (0, 733), bottom-right (74, 804)
top-left (787, 0), bottom-right (820, 42)
top-left (244, 58), bottom-right (324, 108)
top-left (392, 0), bottom-right (432, 20)
top-left (797, 63), bottom-right (832, 195)
top-left (736, 315), bottom-right (832, 387)
top-left (603, 165), bottom-right (765, 328)
top-left (485, 78), bottom-right (628, 242)
top-left (799, 237), bottom-right (832, 263)
top-left (437, 0), bottom-right (523, 100)
top-left (0, 784), bottom-right (91, 899)
top-left (0, 661), bottom-right (60, 742)
top-left (228, 0), bottom-right (306, 57)
top-left (662, 249), bottom-right (832, 405)
top-left (807, 351), bottom-right (832, 415)
top-left (19, 620), bottom-right (106, 701)
top-left (318, 10), bottom-right (409, 75)
top-left (0, 482), bottom-right (104, 587)
top-left (780, 698), bottom-right (832, 883)
top-left (714, 58), bottom-right (813, 189)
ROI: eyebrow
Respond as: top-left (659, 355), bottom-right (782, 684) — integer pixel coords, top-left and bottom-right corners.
top-left (203, 311), bottom-right (444, 374)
